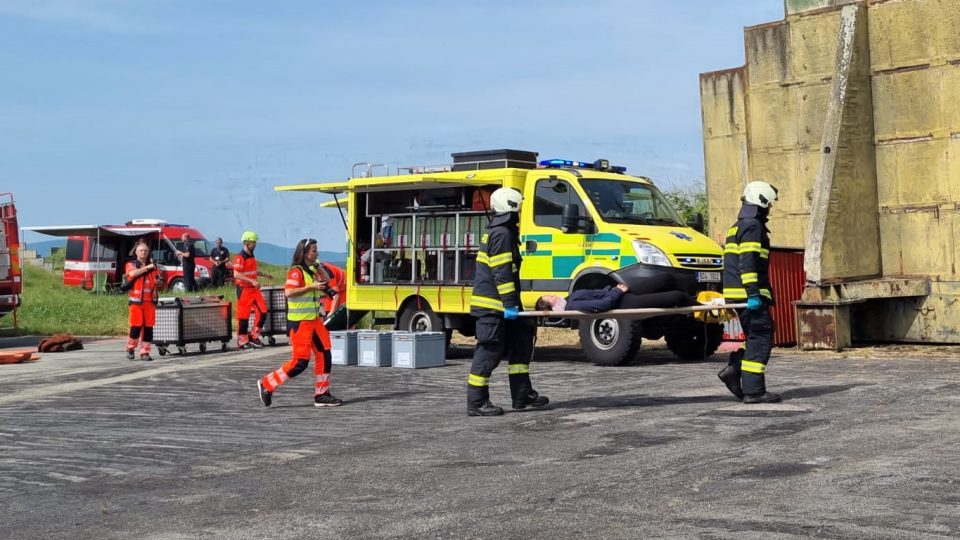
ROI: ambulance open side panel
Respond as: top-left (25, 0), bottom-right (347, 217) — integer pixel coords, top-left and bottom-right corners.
top-left (275, 152), bottom-right (726, 366)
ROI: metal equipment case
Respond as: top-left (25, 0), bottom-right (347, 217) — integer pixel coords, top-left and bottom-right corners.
top-left (249, 286), bottom-right (288, 345)
top-left (155, 296), bottom-right (232, 355)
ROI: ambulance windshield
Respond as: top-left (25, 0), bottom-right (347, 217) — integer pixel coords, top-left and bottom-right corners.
top-left (580, 179), bottom-right (685, 226)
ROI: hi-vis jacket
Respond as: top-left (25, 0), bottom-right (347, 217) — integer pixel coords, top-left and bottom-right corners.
top-left (722, 205), bottom-right (774, 304)
top-left (125, 260), bottom-right (159, 306)
top-left (470, 213), bottom-right (522, 317)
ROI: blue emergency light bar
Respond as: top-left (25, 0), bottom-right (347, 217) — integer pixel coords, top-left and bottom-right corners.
top-left (539, 158), bottom-right (627, 173)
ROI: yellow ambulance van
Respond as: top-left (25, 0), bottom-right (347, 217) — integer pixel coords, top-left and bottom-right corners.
top-left (276, 150), bottom-right (724, 365)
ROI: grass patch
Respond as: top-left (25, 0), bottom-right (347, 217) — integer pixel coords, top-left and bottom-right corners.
top-left (1, 260), bottom-right (290, 337)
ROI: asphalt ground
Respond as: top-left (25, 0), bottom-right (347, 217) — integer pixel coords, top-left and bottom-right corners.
top-left (1, 336), bottom-right (959, 539)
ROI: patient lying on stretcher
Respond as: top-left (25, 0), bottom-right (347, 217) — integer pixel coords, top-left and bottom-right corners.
top-left (534, 274), bottom-right (696, 313)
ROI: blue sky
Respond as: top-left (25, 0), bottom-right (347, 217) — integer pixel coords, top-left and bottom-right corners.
top-left (4, 0), bottom-right (783, 252)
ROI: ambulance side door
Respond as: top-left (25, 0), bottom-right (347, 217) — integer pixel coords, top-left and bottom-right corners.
top-left (519, 174), bottom-right (590, 308)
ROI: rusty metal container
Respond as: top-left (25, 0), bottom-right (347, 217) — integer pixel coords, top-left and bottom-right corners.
top-left (769, 249), bottom-right (805, 346)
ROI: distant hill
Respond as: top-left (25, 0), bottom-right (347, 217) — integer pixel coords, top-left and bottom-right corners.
top-left (222, 242), bottom-right (346, 268)
top-left (23, 239), bottom-right (63, 257)
top-left (23, 238), bottom-right (345, 268)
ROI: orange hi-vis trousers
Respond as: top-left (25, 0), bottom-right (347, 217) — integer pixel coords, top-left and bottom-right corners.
top-left (127, 303), bottom-right (155, 355)
top-left (237, 287), bottom-right (267, 345)
top-left (259, 318), bottom-right (332, 396)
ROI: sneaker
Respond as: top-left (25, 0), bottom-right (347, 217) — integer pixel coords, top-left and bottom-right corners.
top-left (250, 338), bottom-right (265, 349)
top-left (257, 379), bottom-right (272, 407)
top-left (717, 365), bottom-right (744, 400)
top-left (140, 354), bottom-right (154, 362)
top-left (512, 391), bottom-right (550, 410)
top-left (126, 349), bottom-right (135, 360)
top-left (239, 341), bottom-right (256, 351)
top-left (743, 392), bottom-right (782, 404)
top-left (468, 400), bottom-right (504, 416)
top-left (314, 392), bottom-right (343, 407)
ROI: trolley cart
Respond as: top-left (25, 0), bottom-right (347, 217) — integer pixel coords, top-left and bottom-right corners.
top-left (250, 286), bottom-right (288, 345)
top-left (155, 296), bottom-right (232, 356)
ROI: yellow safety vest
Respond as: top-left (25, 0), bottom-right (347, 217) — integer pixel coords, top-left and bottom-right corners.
top-left (287, 265), bottom-right (325, 321)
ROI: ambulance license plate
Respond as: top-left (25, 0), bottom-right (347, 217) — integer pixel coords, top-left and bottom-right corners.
top-left (696, 271), bottom-right (721, 283)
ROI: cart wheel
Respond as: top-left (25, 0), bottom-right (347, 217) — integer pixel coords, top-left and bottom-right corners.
top-left (268, 336), bottom-right (276, 346)
top-left (199, 343), bottom-right (207, 353)
top-left (158, 347), bottom-right (167, 357)
top-left (221, 342), bottom-right (229, 352)
top-left (178, 346), bottom-right (187, 355)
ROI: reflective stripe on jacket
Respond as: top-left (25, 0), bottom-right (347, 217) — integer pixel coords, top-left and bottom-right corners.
top-left (126, 260), bottom-right (158, 305)
top-left (470, 212), bottom-right (522, 317)
top-left (722, 208), bottom-right (774, 303)
top-left (233, 251), bottom-right (259, 288)
top-left (286, 264), bottom-right (327, 321)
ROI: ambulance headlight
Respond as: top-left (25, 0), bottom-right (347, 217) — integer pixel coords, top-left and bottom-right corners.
top-left (199, 266), bottom-right (209, 278)
top-left (633, 240), bottom-right (672, 267)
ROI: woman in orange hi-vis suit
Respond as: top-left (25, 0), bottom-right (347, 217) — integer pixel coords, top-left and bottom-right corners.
top-left (257, 238), bottom-right (343, 408)
top-left (233, 231), bottom-right (273, 350)
top-left (125, 241), bottom-right (160, 361)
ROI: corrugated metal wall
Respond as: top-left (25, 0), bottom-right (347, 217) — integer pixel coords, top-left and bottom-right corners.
top-left (769, 249), bottom-right (805, 346)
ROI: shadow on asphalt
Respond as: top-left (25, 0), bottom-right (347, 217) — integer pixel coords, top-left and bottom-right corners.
top-left (780, 383), bottom-right (868, 399)
top-left (550, 394), bottom-right (733, 410)
top-left (268, 390), bottom-right (426, 409)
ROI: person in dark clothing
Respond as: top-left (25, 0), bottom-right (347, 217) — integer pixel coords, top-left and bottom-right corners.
top-left (210, 237), bottom-right (229, 287)
top-left (176, 232), bottom-right (197, 292)
top-left (535, 274), bottom-right (696, 313)
top-left (718, 180), bottom-right (781, 404)
top-left (467, 187), bottom-right (548, 417)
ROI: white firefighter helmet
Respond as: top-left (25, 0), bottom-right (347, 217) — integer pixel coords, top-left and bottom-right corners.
top-left (743, 180), bottom-right (779, 208)
top-left (490, 187), bottom-right (523, 213)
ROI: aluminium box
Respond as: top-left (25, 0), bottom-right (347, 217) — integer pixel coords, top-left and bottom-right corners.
top-left (330, 330), bottom-right (361, 366)
top-left (391, 331), bottom-right (445, 369)
top-left (357, 331), bottom-right (393, 367)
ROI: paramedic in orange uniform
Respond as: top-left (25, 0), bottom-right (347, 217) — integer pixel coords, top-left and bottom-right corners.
top-left (319, 261), bottom-right (346, 314)
top-left (257, 238), bottom-right (343, 407)
top-left (125, 241), bottom-right (160, 361)
top-left (233, 231), bottom-right (273, 349)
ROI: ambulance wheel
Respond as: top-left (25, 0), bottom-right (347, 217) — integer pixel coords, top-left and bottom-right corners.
top-left (580, 318), bottom-right (643, 366)
top-left (268, 336), bottom-right (276, 346)
top-left (398, 301), bottom-right (442, 333)
top-left (665, 321), bottom-right (723, 360)
top-left (199, 343), bottom-right (206, 353)
top-left (169, 278), bottom-right (186, 293)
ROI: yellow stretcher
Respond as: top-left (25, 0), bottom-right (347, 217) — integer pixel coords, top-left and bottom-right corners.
top-left (518, 303), bottom-right (748, 320)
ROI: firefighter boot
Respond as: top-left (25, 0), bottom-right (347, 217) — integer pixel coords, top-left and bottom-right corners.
top-left (513, 390), bottom-right (549, 410)
top-left (743, 392), bottom-right (782, 404)
top-left (717, 365), bottom-right (743, 400)
top-left (468, 400), bottom-right (504, 417)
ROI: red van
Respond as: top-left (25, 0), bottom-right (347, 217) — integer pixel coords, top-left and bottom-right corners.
top-left (27, 219), bottom-right (219, 292)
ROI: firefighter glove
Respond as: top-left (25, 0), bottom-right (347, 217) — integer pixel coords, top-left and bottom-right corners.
top-left (503, 306), bottom-right (519, 320)
top-left (747, 295), bottom-right (762, 310)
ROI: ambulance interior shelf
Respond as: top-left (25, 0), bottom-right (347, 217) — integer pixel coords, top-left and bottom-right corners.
top-left (357, 186), bottom-right (494, 286)
top-left (361, 210), bottom-right (488, 285)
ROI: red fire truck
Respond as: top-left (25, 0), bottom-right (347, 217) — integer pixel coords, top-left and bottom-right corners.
top-left (0, 193), bottom-right (22, 319)
top-left (24, 219), bottom-right (219, 292)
